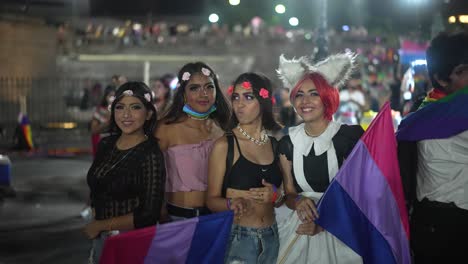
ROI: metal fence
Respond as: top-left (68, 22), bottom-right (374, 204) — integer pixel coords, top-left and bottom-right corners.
top-left (0, 77), bottom-right (123, 150)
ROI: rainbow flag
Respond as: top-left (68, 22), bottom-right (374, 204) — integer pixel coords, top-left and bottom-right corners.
top-left (316, 103), bottom-right (411, 264)
top-left (100, 211), bottom-right (233, 264)
top-left (18, 113), bottom-right (34, 150)
top-left (396, 86), bottom-right (468, 141)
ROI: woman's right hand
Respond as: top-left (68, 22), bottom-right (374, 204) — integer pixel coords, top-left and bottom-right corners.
top-left (295, 196), bottom-right (319, 223)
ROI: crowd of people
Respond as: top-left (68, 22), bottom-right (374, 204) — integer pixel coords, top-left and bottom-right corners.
top-left (82, 31), bottom-right (468, 263)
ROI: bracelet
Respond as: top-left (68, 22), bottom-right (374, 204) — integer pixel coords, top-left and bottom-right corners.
top-left (226, 198), bottom-right (232, 210)
top-left (271, 185), bottom-right (278, 203)
top-left (108, 218), bottom-right (114, 231)
top-left (295, 195), bottom-right (303, 202)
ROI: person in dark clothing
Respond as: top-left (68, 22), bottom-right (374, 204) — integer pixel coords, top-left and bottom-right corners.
top-left (84, 82), bottom-right (165, 263)
top-left (207, 72), bottom-right (282, 264)
top-left (396, 31), bottom-right (468, 263)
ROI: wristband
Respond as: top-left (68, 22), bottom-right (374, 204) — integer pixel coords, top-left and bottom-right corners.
top-left (271, 185), bottom-right (278, 203)
top-left (295, 195), bottom-right (303, 202)
top-left (226, 198), bottom-right (232, 210)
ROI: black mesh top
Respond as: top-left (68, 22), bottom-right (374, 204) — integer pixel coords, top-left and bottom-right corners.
top-left (87, 135), bottom-right (165, 228)
top-left (279, 125), bottom-right (364, 193)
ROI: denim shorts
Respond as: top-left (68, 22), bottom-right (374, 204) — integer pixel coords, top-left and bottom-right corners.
top-left (225, 223), bottom-right (279, 264)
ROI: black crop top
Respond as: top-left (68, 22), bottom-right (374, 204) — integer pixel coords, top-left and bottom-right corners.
top-left (224, 135), bottom-right (283, 191)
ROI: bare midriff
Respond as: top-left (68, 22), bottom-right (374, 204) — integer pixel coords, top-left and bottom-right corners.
top-left (226, 188), bottom-right (275, 228)
top-left (167, 191), bottom-right (207, 208)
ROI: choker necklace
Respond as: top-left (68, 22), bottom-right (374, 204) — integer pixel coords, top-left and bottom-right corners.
top-left (237, 125), bottom-right (269, 146)
top-left (188, 114), bottom-right (209, 121)
top-left (183, 104), bottom-right (217, 119)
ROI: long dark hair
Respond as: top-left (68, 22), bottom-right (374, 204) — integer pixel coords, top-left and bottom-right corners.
top-left (163, 62), bottom-right (231, 131)
top-left (229, 72), bottom-right (281, 131)
top-left (108, 82), bottom-right (158, 136)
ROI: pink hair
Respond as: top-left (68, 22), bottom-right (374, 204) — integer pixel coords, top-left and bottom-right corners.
top-left (290, 72), bottom-right (339, 121)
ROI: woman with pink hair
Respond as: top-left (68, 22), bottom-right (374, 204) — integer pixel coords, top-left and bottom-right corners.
top-left (275, 53), bottom-right (364, 263)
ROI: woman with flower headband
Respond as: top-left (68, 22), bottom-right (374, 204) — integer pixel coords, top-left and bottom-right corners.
top-left (155, 62), bottom-right (231, 220)
top-left (275, 53), bottom-right (364, 263)
top-left (84, 82), bottom-right (166, 263)
top-left (207, 72), bottom-right (283, 263)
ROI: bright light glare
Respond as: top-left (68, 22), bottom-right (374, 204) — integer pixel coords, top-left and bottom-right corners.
top-left (448, 16), bottom-right (456, 23)
top-left (459, 15), bottom-right (468, 23)
top-left (275, 4), bottom-right (286, 14)
top-left (342, 25), bottom-right (350, 31)
top-left (289, 17), bottom-right (299, 26)
top-left (209, 13), bottom-right (219, 23)
top-left (229, 0), bottom-right (240, 6)
top-left (411, 59), bottom-right (427, 67)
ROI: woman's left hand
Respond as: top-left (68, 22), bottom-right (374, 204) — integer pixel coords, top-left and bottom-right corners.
top-left (83, 220), bottom-right (104, 239)
top-left (296, 221), bottom-right (323, 236)
top-left (248, 179), bottom-right (275, 204)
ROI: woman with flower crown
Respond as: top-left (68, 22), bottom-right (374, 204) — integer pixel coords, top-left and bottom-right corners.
top-left (84, 82), bottom-right (166, 263)
top-left (155, 62), bottom-right (231, 220)
top-left (207, 72), bottom-right (283, 263)
top-left (275, 53), bottom-right (364, 263)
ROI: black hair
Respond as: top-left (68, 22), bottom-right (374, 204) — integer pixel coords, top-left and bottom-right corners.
top-left (108, 82), bottom-right (158, 136)
top-left (163, 62), bottom-right (231, 131)
top-left (426, 31), bottom-right (468, 90)
top-left (228, 72), bottom-right (282, 131)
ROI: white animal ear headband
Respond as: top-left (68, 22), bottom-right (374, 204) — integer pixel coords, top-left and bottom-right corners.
top-left (276, 52), bottom-right (358, 92)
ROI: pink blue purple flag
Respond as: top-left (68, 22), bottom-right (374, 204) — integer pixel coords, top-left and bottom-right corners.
top-left (100, 211), bottom-right (234, 264)
top-left (396, 86), bottom-right (468, 141)
top-left (316, 102), bottom-right (411, 264)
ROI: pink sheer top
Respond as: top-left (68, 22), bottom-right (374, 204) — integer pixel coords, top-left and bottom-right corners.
top-left (164, 139), bottom-right (215, 192)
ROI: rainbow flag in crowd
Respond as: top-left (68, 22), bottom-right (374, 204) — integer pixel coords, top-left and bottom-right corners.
top-left (100, 211), bottom-right (233, 264)
top-left (396, 86), bottom-right (468, 141)
top-left (316, 103), bottom-right (411, 264)
top-left (18, 113), bottom-right (34, 150)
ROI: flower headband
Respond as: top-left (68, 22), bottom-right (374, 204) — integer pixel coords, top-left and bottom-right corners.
top-left (108, 90), bottom-right (152, 111)
top-left (227, 82), bottom-right (275, 104)
top-left (276, 52), bottom-right (357, 97)
top-left (181, 67), bottom-right (212, 82)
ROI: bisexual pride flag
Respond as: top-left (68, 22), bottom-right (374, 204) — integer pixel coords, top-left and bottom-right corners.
top-left (396, 86), bottom-right (468, 141)
top-left (100, 211), bottom-right (233, 264)
top-left (316, 103), bottom-right (411, 264)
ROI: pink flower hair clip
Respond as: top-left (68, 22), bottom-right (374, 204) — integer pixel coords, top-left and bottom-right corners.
top-left (227, 85), bottom-right (234, 95)
top-left (182, 72), bottom-right (191, 81)
top-left (201, 67), bottom-right (211, 76)
top-left (241, 81), bottom-right (252, 89)
top-left (123, 90), bottom-right (134, 96)
top-left (259, 88), bottom-right (269, 99)
top-left (144, 93), bottom-right (151, 102)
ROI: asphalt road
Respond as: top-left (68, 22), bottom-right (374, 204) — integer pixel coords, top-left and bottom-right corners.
top-left (0, 155), bottom-right (93, 264)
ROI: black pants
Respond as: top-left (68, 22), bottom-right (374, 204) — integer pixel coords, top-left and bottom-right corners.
top-left (411, 199), bottom-right (468, 263)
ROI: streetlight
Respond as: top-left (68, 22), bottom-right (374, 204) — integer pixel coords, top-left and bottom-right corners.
top-left (289, 17), bottom-right (299, 26)
top-left (275, 4), bottom-right (286, 14)
top-left (209, 13), bottom-right (219, 23)
top-left (315, 0), bottom-right (328, 61)
top-left (229, 0), bottom-right (240, 6)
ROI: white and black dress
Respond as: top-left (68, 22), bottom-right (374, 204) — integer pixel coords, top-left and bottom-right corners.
top-left (276, 121), bottom-right (364, 264)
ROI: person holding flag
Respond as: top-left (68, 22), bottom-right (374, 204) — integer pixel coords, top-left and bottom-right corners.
top-left (275, 52), bottom-right (365, 263)
top-left (397, 31), bottom-right (468, 263)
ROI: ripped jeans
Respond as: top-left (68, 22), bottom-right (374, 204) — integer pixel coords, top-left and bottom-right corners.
top-left (225, 223), bottom-right (279, 264)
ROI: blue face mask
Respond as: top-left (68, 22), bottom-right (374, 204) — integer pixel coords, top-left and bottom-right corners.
top-left (182, 104), bottom-right (217, 119)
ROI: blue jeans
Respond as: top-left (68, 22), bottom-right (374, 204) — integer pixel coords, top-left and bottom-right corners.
top-left (225, 223), bottom-right (279, 264)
